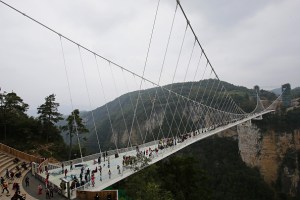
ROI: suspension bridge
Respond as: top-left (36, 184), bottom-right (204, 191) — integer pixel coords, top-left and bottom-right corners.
top-left (0, 0), bottom-right (281, 199)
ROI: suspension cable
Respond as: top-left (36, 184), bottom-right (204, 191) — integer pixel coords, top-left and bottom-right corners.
top-left (128, 0), bottom-right (161, 148)
top-left (120, 70), bottom-right (144, 148)
top-left (0, 0), bottom-right (243, 124)
top-left (78, 46), bottom-right (102, 154)
top-left (169, 39), bottom-right (196, 137)
top-left (108, 62), bottom-right (131, 149)
top-left (94, 55), bottom-right (119, 154)
top-left (182, 50), bottom-right (204, 133)
top-left (150, 22), bottom-right (188, 142)
top-left (59, 36), bottom-right (83, 162)
top-left (143, 2), bottom-right (179, 142)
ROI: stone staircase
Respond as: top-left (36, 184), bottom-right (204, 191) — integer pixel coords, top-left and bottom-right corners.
top-left (0, 151), bottom-right (36, 200)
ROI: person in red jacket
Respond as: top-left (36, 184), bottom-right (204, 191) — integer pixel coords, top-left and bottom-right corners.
top-left (37, 184), bottom-right (43, 195)
top-left (2, 181), bottom-right (9, 194)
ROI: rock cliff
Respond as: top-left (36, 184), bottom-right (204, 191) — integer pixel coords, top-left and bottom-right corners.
top-left (237, 123), bottom-right (300, 197)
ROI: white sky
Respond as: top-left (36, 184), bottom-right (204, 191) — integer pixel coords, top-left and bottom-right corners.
top-left (0, 0), bottom-right (299, 116)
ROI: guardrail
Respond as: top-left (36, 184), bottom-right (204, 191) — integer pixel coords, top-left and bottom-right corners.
top-left (0, 143), bottom-right (43, 163)
top-left (60, 140), bottom-right (161, 167)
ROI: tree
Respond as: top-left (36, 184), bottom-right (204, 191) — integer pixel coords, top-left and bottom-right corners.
top-left (37, 94), bottom-right (63, 143)
top-left (0, 89), bottom-right (6, 140)
top-left (158, 156), bottom-right (211, 200)
top-left (62, 109), bottom-right (88, 160)
top-left (124, 165), bottom-right (174, 200)
top-left (4, 91), bottom-right (29, 114)
top-left (0, 91), bottom-right (29, 141)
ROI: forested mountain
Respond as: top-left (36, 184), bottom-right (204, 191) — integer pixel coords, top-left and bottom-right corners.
top-left (111, 100), bottom-right (300, 200)
top-left (1, 81), bottom-right (299, 200)
top-left (0, 92), bottom-right (68, 160)
top-left (81, 80), bottom-right (276, 153)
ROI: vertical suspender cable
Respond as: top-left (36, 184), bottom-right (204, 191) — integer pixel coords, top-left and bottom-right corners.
top-left (151, 23), bottom-right (188, 141)
top-left (168, 39), bottom-right (196, 138)
top-left (121, 70), bottom-right (145, 146)
top-left (59, 36), bottom-right (83, 162)
top-left (128, 0), bottom-right (161, 148)
top-left (108, 62), bottom-right (131, 147)
top-left (151, 3), bottom-right (179, 140)
top-left (78, 46), bottom-right (102, 154)
top-left (94, 55), bottom-right (119, 154)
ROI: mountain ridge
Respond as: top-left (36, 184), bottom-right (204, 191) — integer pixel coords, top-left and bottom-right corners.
top-left (76, 79), bottom-right (276, 154)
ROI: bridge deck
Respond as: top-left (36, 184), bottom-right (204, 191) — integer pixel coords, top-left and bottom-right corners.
top-left (39, 110), bottom-right (273, 199)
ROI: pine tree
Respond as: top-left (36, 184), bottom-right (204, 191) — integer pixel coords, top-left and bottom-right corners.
top-left (0, 91), bottom-right (29, 141)
top-left (37, 94), bottom-right (63, 143)
top-left (62, 109), bottom-right (88, 160)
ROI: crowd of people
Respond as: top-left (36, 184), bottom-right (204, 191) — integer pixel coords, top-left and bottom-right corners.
top-left (0, 158), bottom-right (30, 200)
top-left (39, 130), bottom-right (205, 197)
top-left (1, 175), bottom-right (27, 200)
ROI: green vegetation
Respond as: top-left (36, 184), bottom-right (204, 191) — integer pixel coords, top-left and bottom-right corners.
top-left (83, 80), bottom-right (276, 152)
top-left (0, 90), bottom-right (68, 160)
top-left (276, 149), bottom-right (300, 200)
top-left (1, 81), bottom-right (298, 199)
top-left (254, 107), bottom-right (300, 132)
top-left (61, 109), bottom-right (89, 160)
top-left (113, 137), bottom-right (274, 200)
top-left (37, 94), bottom-right (63, 143)
top-left (291, 87), bottom-right (300, 98)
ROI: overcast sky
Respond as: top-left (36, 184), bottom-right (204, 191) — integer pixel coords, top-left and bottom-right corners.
top-left (0, 0), bottom-right (299, 115)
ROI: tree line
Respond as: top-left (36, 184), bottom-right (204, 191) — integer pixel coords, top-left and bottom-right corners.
top-left (0, 90), bottom-right (88, 160)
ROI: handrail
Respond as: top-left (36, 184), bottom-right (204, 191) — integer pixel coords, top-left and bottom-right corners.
top-left (0, 143), bottom-right (44, 163)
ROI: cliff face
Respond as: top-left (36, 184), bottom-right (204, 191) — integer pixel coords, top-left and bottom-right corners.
top-left (237, 123), bottom-right (300, 197)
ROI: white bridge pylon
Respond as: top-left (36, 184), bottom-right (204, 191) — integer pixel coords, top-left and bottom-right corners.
top-left (38, 110), bottom-right (273, 199)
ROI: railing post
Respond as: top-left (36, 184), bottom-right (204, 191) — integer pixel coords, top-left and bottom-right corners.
top-left (67, 181), bottom-right (71, 199)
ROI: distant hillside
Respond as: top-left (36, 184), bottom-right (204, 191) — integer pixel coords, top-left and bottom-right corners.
top-left (292, 87), bottom-right (300, 98)
top-left (78, 80), bottom-right (276, 154)
top-left (271, 88), bottom-right (281, 96)
top-left (270, 86), bottom-right (300, 98)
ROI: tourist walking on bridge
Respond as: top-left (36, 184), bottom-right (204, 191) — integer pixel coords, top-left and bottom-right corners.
top-left (98, 156), bottom-right (101, 164)
top-left (108, 169), bottom-right (111, 179)
top-left (80, 172), bottom-right (83, 183)
top-left (61, 162), bottom-right (64, 174)
top-left (64, 168), bottom-right (68, 177)
top-left (91, 173), bottom-right (95, 187)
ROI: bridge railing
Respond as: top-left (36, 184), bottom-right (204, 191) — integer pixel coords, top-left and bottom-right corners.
top-left (42, 114), bottom-right (274, 199)
top-left (60, 140), bottom-right (160, 167)
top-left (56, 116), bottom-right (262, 169)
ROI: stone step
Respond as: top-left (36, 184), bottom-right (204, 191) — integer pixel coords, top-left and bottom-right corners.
top-left (1, 161), bottom-right (18, 176)
top-left (0, 157), bottom-right (14, 171)
top-left (0, 153), bottom-right (7, 159)
top-left (0, 154), bottom-right (9, 160)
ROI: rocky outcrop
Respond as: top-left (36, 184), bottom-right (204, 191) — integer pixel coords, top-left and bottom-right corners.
top-left (237, 123), bottom-right (300, 196)
top-left (237, 123), bottom-right (262, 167)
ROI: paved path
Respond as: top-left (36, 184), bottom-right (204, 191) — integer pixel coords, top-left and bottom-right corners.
top-left (21, 171), bottom-right (71, 200)
top-left (0, 169), bottom-right (35, 200)
top-left (0, 165), bottom-right (70, 200)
